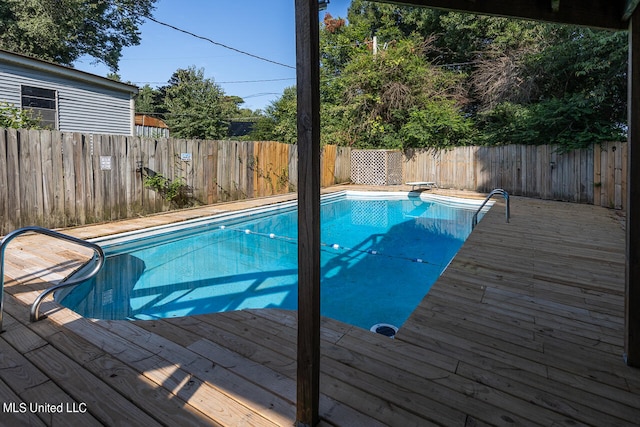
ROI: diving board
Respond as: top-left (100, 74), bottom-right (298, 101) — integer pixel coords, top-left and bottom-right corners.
top-left (406, 181), bottom-right (438, 190)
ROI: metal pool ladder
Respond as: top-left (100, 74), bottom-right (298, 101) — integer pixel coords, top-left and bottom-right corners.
top-left (0, 226), bottom-right (105, 332)
top-left (472, 189), bottom-right (510, 230)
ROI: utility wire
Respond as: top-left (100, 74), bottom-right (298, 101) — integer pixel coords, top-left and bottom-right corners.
top-left (146, 16), bottom-right (296, 70)
top-left (219, 78), bottom-right (296, 84)
top-left (132, 77), bottom-right (295, 85)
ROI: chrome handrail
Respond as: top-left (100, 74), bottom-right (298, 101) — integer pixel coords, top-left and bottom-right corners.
top-left (0, 226), bottom-right (105, 331)
top-left (472, 189), bottom-right (510, 229)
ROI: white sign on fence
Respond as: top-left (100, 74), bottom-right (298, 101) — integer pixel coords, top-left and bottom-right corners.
top-left (100, 156), bottom-right (112, 170)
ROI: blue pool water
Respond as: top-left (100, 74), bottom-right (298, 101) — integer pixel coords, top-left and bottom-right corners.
top-left (58, 191), bottom-right (490, 330)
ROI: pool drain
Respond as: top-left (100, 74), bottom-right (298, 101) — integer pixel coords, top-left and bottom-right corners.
top-left (370, 323), bottom-right (398, 338)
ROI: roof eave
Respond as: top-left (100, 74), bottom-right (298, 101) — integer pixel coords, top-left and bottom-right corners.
top-left (379, 0), bottom-right (629, 30)
top-left (0, 49), bottom-right (139, 95)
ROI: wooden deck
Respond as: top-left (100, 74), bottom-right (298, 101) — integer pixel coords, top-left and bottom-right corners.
top-left (2, 189), bottom-right (639, 426)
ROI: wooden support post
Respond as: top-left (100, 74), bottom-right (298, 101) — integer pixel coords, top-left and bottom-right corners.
top-left (295, 0), bottom-right (321, 425)
top-left (626, 12), bottom-right (640, 367)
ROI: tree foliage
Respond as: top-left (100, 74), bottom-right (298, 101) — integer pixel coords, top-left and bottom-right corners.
top-left (259, 1), bottom-right (627, 151)
top-left (0, 0), bottom-right (156, 72)
top-left (0, 101), bottom-right (40, 129)
top-left (134, 68), bottom-right (256, 140)
top-left (250, 86), bottom-right (298, 144)
top-left (135, 84), bottom-right (163, 115)
top-left (162, 66), bottom-right (229, 140)
top-left (326, 38), bottom-right (471, 149)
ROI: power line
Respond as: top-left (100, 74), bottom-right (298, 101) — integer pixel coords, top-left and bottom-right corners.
top-left (219, 78), bottom-right (296, 84)
top-left (146, 16), bottom-right (296, 70)
top-left (132, 77), bottom-right (295, 86)
top-left (241, 92), bottom-right (281, 99)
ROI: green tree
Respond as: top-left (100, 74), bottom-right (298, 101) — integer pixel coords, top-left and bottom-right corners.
top-left (529, 26), bottom-right (627, 127)
top-left (251, 86), bottom-right (298, 144)
top-left (327, 38), bottom-right (471, 149)
top-left (342, 2), bottom-right (627, 149)
top-left (163, 66), bottom-right (228, 140)
top-left (256, 2), bottom-right (627, 150)
top-left (139, 83), bottom-right (171, 121)
top-left (220, 95), bottom-right (246, 121)
top-left (135, 84), bottom-right (163, 115)
top-left (0, 0), bottom-right (156, 72)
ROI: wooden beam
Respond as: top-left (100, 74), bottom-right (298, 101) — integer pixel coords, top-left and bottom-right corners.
top-left (379, 0), bottom-right (627, 29)
top-left (624, 0), bottom-right (640, 20)
top-left (295, 0), bottom-right (321, 425)
top-left (626, 10), bottom-right (640, 367)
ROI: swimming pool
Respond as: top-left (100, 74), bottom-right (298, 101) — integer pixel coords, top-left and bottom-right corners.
top-left (57, 191), bottom-right (492, 330)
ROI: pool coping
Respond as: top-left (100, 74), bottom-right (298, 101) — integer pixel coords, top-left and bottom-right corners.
top-left (54, 187), bottom-right (493, 325)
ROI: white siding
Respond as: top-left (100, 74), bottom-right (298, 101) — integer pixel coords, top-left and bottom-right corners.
top-left (0, 69), bottom-right (22, 106)
top-left (0, 62), bottom-right (134, 135)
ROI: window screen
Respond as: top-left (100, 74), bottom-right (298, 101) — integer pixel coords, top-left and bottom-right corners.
top-left (21, 85), bottom-right (57, 129)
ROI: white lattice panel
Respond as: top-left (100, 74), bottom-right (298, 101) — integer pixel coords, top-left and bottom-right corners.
top-left (350, 150), bottom-right (403, 185)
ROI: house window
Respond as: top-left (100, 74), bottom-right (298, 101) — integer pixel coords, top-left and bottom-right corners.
top-left (21, 85), bottom-right (57, 129)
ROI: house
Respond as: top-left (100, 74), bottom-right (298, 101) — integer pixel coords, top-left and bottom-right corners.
top-left (135, 114), bottom-right (169, 138)
top-left (0, 49), bottom-right (138, 135)
top-left (227, 120), bottom-right (255, 138)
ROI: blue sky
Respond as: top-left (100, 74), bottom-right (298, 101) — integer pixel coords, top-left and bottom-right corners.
top-left (74, 0), bottom-right (352, 112)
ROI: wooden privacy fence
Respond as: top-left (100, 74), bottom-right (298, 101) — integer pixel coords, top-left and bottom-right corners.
top-left (0, 129), bottom-right (351, 234)
top-left (0, 126), bottom-right (626, 234)
top-left (404, 141), bottom-right (626, 209)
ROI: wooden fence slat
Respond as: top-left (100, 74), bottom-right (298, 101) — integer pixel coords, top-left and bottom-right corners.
top-left (112, 134), bottom-right (123, 220)
top-left (219, 141), bottom-right (230, 201)
top-left (50, 131), bottom-right (64, 226)
top-left (211, 140), bottom-right (219, 203)
top-left (594, 144), bottom-right (602, 206)
top-left (92, 135), bottom-right (104, 222)
top-left (279, 142), bottom-right (290, 192)
top-left (191, 139), bottom-right (203, 203)
top-left (117, 135), bottom-right (128, 219)
top-left (104, 135), bottom-right (116, 221)
top-left (233, 141), bottom-right (241, 198)
top-left (607, 142), bottom-right (616, 209)
top-left (61, 132), bottom-right (76, 225)
top-left (29, 129), bottom-right (45, 225)
top-left (245, 141), bottom-right (254, 199)
top-left (615, 141), bottom-right (623, 209)
top-left (131, 137), bottom-right (143, 215)
top-left (153, 137), bottom-right (164, 211)
top-left (83, 134), bottom-right (95, 223)
top-left (322, 144), bottom-right (336, 187)
top-left (18, 130), bottom-right (35, 227)
top-left (39, 130), bottom-right (54, 223)
top-left (144, 138), bottom-right (156, 211)
top-left (73, 133), bottom-right (87, 225)
top-left (6, 129), bottom-right (20, 231)
top-left (122, 135), bottom-right (133, 218)
top-left (78, 134), bottom-right (96, 224)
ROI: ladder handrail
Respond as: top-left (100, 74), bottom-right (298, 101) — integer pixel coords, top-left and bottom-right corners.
top-left (472, 189), bottom-right (510, 229)
top-left (0, 226), bottom-right (105, 331)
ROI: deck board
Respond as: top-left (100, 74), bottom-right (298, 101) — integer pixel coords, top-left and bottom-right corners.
top-left (2, 188), bottom-right (640, 426)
